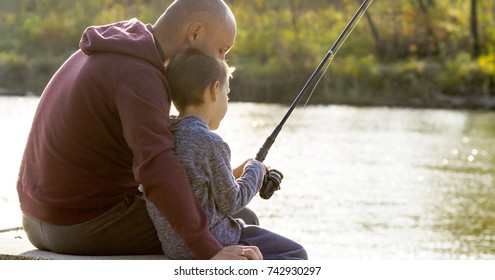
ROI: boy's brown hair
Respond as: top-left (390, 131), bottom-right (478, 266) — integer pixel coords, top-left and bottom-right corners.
top-left (165, 47), bottom-right (233, 112)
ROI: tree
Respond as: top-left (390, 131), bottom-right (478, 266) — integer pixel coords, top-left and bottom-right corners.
top-left (416, 0), bottom-right (440, 56)
top-left (363, 6), bottom-right (382, 58)
top-left (470, 0), bottom-right (480, 58)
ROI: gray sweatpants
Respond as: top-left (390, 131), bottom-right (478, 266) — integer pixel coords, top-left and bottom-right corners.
top-left (22, 195), bottom-right (163, 255)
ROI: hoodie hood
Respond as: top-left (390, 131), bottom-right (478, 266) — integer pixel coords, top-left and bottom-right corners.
top-left (80, 18), bottom-right (164, 70)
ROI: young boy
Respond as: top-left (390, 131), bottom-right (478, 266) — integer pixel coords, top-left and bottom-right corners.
top-left (146, 47), bottom-right (307, 260)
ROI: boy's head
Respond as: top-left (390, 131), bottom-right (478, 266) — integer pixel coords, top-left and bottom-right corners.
top-left (165, 47), bottom-right (234, 129)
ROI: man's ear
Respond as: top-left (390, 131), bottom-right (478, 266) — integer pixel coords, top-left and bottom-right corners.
top-left (208, 81), bottom-right (220, 101)
top-left (188, 22), bottom-right (202, 43)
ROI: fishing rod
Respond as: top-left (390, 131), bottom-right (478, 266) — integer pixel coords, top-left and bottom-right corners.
top-left (0, 227), bottom-right (23, 233)
top-left (257, 0), bottom-right (375, 199)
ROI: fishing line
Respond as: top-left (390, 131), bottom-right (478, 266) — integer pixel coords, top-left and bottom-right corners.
top-left (256, 0), bottom-right (375, 199)
top-left (288, 0), bottom-right (374, 131)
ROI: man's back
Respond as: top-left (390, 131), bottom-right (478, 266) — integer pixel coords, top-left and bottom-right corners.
top-left (17, 20), bottom-right (172, 226)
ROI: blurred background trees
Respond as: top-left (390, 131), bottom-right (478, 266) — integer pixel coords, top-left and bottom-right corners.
top-left (1, 0), bottom-right (494, 108)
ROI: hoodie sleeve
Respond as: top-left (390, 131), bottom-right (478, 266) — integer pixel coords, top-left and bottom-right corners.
top-left (114, 65), bottom-right (222, 259)
top-left (206, 138), bottom-right (264, 215)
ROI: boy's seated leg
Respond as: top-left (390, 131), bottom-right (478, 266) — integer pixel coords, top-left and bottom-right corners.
top-left (239, 225), bottom-right (308, 260)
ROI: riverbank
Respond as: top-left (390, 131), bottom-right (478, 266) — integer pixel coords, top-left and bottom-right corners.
top-left (2, 87), bottom-right (494, 110)
top-left (0, 87), bottom-right (36, 97)
top-left (336, 92), bottom-right (495, 110)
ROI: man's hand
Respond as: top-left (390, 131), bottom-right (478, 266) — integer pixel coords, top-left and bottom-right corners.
top-left (210, 245), bottom-right (263, 260)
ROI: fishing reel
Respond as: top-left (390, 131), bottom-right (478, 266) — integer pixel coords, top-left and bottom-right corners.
top-left (259, 168), bottom-right (283, 199)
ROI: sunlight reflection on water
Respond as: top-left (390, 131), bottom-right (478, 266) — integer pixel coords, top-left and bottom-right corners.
top-left (1, 97), bottom-right (494, 259)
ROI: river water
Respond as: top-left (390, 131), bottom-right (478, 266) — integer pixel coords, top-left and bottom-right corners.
top-left (1, 96), bottom-right (494, 259)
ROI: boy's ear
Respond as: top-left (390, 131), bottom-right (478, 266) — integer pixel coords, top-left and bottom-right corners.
top-left (209, 81), bottom-right (220, 101)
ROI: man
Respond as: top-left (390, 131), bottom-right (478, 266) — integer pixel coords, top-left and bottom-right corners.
top-left (17, 0), bottom-right (261, 260)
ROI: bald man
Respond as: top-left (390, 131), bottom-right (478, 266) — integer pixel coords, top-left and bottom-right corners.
top-left (17, 0), bottom-right (261, 260)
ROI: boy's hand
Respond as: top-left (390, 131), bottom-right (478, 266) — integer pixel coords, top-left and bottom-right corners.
top-left (233, 159), bottom-right (267, 178)
top-left (232, 159), bottom-right (249, 179)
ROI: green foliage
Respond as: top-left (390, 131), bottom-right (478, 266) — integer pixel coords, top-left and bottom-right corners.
top-left (0, 0), bottom-right (171, 93)
top-left (0, 0), bottom-right (493, 108)
top-left (439, 53), bottom-right (486, 96)
top-left (0, 52), bottom-right (28, 89)
top-left (228, 0), bottom-right (495, 107)
top-left (479, 28), bottom-right (495, 76)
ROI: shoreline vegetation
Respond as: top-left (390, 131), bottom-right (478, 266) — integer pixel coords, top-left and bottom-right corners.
top-left (2, 85), bottom-right (494, 111)
top-left (1, 0), bottom-right (494, 110)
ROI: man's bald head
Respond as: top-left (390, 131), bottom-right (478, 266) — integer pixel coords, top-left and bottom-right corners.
top-left (153, 0), bottom-right (236, 60)
top-left (156, 0), bottom-right (232, 33)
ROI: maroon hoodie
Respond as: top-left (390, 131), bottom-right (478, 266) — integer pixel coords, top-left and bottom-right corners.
top-left (17, 19), bottom-right (222, 259)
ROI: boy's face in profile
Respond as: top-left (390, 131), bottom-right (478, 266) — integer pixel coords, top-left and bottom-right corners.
top-left (210, 75), bottom-right (230, 130)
